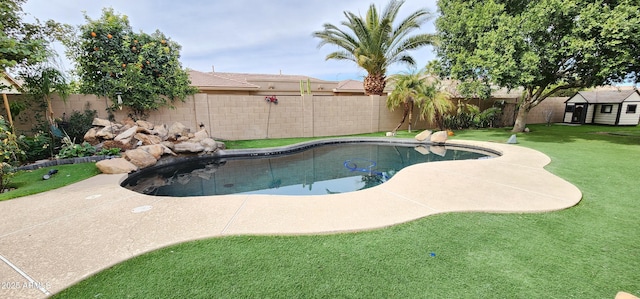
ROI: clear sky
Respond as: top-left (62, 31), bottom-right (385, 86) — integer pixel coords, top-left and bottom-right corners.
top-left (21, 0), bottom-right (439, 82)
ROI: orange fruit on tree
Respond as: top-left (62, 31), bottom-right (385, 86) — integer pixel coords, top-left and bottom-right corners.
top-left (90, 31), bottom-right (96, 37)
top-left (107, 34), bottom-right (113, 39)
top-left (161, 39), bottom-right (166, 44)
top-left (131, 46), bottom-right (137, 51)
top-left (122, 63), bottom-right (127, 68)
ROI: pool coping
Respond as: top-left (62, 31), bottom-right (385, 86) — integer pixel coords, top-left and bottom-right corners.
top-left (122, 137), bottom-right (502, 194)
top-left (0, 139), bottom-right (582, 298)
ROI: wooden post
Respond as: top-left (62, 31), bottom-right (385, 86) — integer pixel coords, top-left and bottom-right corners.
top-left (2, 93), bottom-right (14, 129)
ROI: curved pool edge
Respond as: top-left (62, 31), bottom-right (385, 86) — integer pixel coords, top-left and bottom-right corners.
top-left (119, 136), bottom-right (502, 190)
top-left (0, 139), bottom-right (582, 298)
top-left (213, 137), bottom-right (502, 158)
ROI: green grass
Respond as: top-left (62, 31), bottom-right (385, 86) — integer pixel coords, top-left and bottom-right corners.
top-left (45, 124), bottom-right (640, 298)
top-left (0, 163), bottom-right (100, 201)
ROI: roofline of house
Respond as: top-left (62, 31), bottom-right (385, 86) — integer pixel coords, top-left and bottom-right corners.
top-left (1, 71), bottom-right (22, 94)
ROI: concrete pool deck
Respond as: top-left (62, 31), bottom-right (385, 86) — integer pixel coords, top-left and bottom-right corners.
top-left (0, 140), bottom-right (582, 298)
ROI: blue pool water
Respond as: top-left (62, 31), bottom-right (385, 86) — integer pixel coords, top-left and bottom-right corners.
top-left (121, 141), bottom-right (493, 196)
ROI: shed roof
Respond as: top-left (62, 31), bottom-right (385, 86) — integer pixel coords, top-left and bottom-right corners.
top-left (568, 90), bottom-right (639, 104)
top-left (1, 71), bottom-right (22, 94)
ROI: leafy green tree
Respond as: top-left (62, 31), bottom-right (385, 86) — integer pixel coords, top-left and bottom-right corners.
top-left (387, 68), bottom-right (452, 132)
top-left (70, 8), bottom-right (197, 119)
top-left (313, 0), bottom-right (435, 95)
top-left (436, 0), bottom-right (640, 132)
top-left (20, 67), bottom-right (70, 125)
top-left (0, 0), bottom-right (48, 71)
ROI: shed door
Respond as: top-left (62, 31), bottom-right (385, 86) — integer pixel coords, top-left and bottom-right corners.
top-left (572, 104), bottom-right (586, 123)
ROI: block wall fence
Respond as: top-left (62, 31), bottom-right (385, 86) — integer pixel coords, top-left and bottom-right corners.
top-left (4, 94), bottom-right (568, 140)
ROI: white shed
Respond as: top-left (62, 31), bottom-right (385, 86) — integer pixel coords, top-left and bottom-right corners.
top-left (563, 90), bottom-right (640, 126)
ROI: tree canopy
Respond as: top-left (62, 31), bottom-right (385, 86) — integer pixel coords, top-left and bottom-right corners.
top-left (387, 68), bottom-right (452, 131)
top-left (70, 8), bottom-right (197, 119)
top-left (436, 0), bottom-right (640, 132)
top-left (313, 0), bottom-right (435, 95)
top-left (0, 0), bottom-right (49, 72)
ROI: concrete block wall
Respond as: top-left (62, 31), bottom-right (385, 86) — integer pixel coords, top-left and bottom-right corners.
top-left (5, 93), bottom-right (569, 140)
top-left (525, 97), bottom-right (567, 124)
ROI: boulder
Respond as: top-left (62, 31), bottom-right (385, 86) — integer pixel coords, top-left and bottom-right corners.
top-left (92, 118), bottom-right (113, 127)
top-left (96, 158), bottom-right (138, 174)
top-left (430, 131), bottom-right (448, 144)
top-left (161, 143), bottom-right (177, 156)
top-left (114, 126), bottom-right (138, 141)
top-left (138, 144), bottom-right (165, 159)
top-left (162, 141), bottom-right (175, 150)
top-left (153, 124), bottom-right (169, 140)
top-left (121, 118), bottom-right (136, 127)
top-left (135, 120), bottom-right (154, 130)
top-left (173, 141), bottom-right (204, 153)
top-left (415, 130), bottom-right (432, 142)
top-left (96, 126), bottom-right (117, 140)
top-left (124, 148), bottom-right (158, 168)
top-left (118, 137), bottom-right (133, 147)
top-left (84, 127), bottom-right (99, 144)
top-left (134, 133), bottom-right (162, 145)
top-left (191, 129), bottom-right (209, 142)
top-left (168, 122), bottom-right (189, 140)
top-left (200, 138), bottom-right (218, 152)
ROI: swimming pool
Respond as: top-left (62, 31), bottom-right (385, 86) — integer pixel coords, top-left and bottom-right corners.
top-left (121, 138), bottom-right (498, 196)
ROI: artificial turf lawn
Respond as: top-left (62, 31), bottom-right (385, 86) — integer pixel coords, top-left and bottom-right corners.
top-left (49, 124), bottom-right (640, 298)
top-left (0, 163), bottom-right (100, 201)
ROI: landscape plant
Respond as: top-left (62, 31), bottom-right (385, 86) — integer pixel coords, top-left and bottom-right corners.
top-left (68, 8), bottom-right (197, 119)
top-left (59, 105), bottom-right (97, 143)
top-left (386, 68), bottom-right (452, 132)
top-left (313, 0), bottom-right (435, 95)
top-left (18, 131), bottom-right (51, 162)
top-left (0, 116), bottom-right (24, 191)
top-left (444, 101), bottom-right (503, 130)
top-left (56, 137), bottom-right (96, 159)
top-left (0, 0), bottom-right (49, 70)
top-left (435, 0), bottom-right (640, 132)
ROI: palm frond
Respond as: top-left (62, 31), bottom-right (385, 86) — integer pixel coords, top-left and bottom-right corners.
top-left (313, 0), bottom-right (435, 94)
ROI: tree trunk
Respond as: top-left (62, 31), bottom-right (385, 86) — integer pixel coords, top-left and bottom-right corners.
top-left (392, 101), bottom-right (411, 133)
top-left (408, 104), bottom-right (414, 132)
top-left (512, 101), bottom-right (532, 132)
top-left (364, 73), bottom-right (386, 95)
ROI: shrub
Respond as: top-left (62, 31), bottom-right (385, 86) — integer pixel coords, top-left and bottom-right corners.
top-left (59, 105), bottom-right (97, 143)
top-left (56, 136), bottom-right (96, 159)
top-left (0, 163), bottom-right (15, 192)
top-left (18, 131), bottom-right (52, 162)
top-left (0, 116), bottom-right (24, 191)
top-left (444, 101), bottom-right (503, 129)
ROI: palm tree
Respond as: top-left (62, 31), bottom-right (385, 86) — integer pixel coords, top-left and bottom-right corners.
top-left (313, 0), bottom-right (435, 95)
top-left (387, 69), bottom-right (453, 132)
